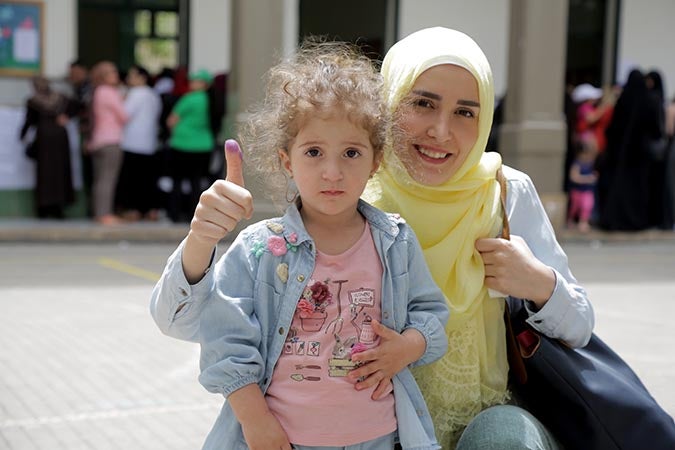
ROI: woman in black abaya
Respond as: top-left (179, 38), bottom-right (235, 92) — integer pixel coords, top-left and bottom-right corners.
top-left (598, 69), bottom-right (660, 231)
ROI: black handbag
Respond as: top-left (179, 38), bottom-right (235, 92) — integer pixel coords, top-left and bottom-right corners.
top-left (496, 168), bottom-right (675, 450)
top-left (507, 300), bottom-right (675, 450)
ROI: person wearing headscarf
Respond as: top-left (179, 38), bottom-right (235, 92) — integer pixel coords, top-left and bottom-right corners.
top-left (644, 70), bottom-right (673, 229)
top-left (598, 69), bottom-right (660, 231)
top-left (20, 76), bottom-right (75, 218)
top-left (356, 27), bottom-right (593, 448)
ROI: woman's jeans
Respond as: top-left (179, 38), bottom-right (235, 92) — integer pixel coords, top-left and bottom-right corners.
top-left (456, 405), bottom-right (561, 450)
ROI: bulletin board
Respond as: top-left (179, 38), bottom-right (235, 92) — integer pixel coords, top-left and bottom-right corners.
top-left (0, 1), bottom-right (43, 77)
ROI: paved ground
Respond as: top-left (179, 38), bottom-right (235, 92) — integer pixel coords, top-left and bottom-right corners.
top-left (0, 240), bottom-right (673, 449)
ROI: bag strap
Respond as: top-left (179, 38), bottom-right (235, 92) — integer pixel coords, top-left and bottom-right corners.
top-left (497, 166), bottom-right (528, 384)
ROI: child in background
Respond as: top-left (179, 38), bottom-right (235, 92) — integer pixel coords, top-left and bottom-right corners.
top-left (568, 136), bottom-right (599, 232)
top-left (154, 42), bottom-right (448, 450)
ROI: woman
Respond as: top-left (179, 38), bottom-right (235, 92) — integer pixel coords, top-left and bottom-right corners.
top-left (20, 76), bottom-right (74, 219)
top-left (598, 69), bottom-right (659, 231)
top-left (88, 60), bottom-right (128, 225)
top-left (166, 69), bottom-right (215, 223)
top-left (151, 28), bottom-right (594, 449)
top-left (117, 64), bottom-right (162, 221)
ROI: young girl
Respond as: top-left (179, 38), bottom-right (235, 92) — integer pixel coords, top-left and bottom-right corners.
top-left (153, 42), bottom-right (448, 450)
top-left (567, 138), bottom-right (598, 232)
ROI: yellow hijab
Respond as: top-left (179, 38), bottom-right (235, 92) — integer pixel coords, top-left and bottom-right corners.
top-left (365, 27), bottom-right (509, 447)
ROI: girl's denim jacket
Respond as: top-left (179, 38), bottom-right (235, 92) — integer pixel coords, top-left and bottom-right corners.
top-left (151, 200), bottom-right (449, 450)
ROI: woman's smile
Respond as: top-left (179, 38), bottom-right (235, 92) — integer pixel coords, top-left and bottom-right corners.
top-left (414, 144), bottom-right (453, 163)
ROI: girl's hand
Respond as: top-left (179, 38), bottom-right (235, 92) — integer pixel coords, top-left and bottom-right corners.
top-left (188, 140), bottom-right (253, 247)
top-left (182, 140), bottom-right (253, 283)
top-left (349, 320), bottom-right (425, 399)
top-left (475, 235), bottom-right (555, 308)
top-left (241, 411), bottom-right (292, 450)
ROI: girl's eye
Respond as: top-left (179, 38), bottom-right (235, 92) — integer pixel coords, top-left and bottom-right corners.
top-left (345, 148), bottom-right (361, 159)
top-left (305, 148), bottom-right (321, 157)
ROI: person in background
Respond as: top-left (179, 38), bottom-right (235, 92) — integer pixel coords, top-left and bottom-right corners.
top-left (117, 64), bottom-right (162, 221)
top-left (644, 70), bottom-right (672, 230)
top-left (87, 60), bottom-right (128, 225)
top-left (568, 83), bottom-right (614, 227)
top-left (20, 76), bottom-right (74, 219)
top-left (598, 69), bottom-right (659, 231)
top-left (166, 69), bottom-right (215, 222)
top-left (567, 141), bottom-right (598, 232)
top-left (666, 95), bottom-right (675, 230)
top-left (572, 83), bottom-right (614, 156)
top-left (67, 59), bottom-right (94, 215)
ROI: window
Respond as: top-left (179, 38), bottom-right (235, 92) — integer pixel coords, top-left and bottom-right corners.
top-left (133, 9), bottom-right (178, 74)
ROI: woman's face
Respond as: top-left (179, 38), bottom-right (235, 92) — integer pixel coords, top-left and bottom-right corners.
top-left (396, 64), bottom-right (480, 186)
top-left (103, 65), bottom-right (119, 86)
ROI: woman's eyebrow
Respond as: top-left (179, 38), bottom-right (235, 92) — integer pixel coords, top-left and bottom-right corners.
top-left (411, 90), bottom-right (480, 108)
top-left (411, 89), bottom-right (441, 100)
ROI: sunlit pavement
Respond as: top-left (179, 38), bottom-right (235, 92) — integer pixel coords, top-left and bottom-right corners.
top-left (0, 239), bottom-right (673, 449)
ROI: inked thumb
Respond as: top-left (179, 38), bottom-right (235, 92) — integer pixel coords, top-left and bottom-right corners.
top-left (224, 139), bottom-right (245, 187)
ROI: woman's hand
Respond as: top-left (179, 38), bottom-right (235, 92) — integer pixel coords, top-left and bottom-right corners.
top-left (349, 320), bottom-right (426, 399)
top-left (475, 235), bottom-right (555, 307)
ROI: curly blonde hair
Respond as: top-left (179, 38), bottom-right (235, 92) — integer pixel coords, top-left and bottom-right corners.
top-left (239, 39), bottom-right (388, 206)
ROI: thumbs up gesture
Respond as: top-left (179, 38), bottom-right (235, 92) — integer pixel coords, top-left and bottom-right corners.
top-left (189, 139), bottom-right (253, 245)
top-left (182, 140), bottom-right (253, 283)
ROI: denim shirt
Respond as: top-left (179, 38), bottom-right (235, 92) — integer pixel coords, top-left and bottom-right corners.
top-left (152, 200), bottom-right (449, 450)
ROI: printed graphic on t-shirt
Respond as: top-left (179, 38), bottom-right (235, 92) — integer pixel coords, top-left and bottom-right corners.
top-left (283, 278), bottom-right (379, 382)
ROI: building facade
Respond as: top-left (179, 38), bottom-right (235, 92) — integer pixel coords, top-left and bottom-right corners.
top-left (1, 0), bottom-right (673, 223)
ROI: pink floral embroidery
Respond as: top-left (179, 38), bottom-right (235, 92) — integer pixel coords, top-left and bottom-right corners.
top-left (288, 232), bottom-right (298, 244)
top-left (267, 235), bottom-right (287, 256)
top-left (296, 279), bottom-right (333, 317)
top-left (309, 281), bottom-right (331, 303)
top-left (297, 299), bottom-right (315, 318)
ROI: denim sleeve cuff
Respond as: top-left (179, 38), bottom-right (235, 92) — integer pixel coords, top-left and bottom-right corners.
top-left (406, 318), bottom-right (448, 368)
top-left (221, 376), bottom-right (260, 398)
top-left (524, 268), bottom-right (592, 347)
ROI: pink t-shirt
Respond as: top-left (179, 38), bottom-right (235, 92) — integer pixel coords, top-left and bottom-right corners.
top-left (88, 85), bottom-right (128, 151)
top-left (266, 224), bottom-right (397, 446)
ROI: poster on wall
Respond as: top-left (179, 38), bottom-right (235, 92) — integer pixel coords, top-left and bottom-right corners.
top-left (0, 1), bottom-right (42, 77)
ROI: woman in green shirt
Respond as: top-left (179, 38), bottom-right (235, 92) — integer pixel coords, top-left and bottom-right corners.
top-left (167, 69), bottom-right (215, 222)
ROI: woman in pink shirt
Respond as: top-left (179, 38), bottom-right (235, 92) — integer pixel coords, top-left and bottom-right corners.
top-left (88, 61), bottom-right (128, 225)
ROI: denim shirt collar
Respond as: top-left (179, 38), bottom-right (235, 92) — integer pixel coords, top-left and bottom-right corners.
top-left (276, 198), bottom-right (403, 248)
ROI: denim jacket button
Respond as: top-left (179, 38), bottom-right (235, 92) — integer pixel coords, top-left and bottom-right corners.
top-left (278, 327), bottom-right (285, 335)
top-left (297, 274), bottom-right (305, 282)
top-left (383, 312), bottom-right (389, 319)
